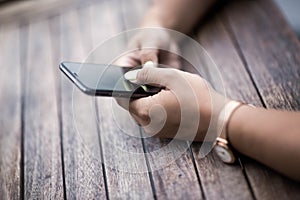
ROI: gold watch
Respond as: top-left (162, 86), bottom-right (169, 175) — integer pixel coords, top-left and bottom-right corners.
top-left (213, 101), bottom-right (244, 164)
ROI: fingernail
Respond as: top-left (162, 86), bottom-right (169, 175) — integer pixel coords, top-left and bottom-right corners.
top-left (143, 61), bottom-right (156, 68)
top-left (124, 69), bottom-right (141, 83)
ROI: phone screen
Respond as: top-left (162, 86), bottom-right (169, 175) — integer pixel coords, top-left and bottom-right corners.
top-left (60, 62), bottom-right (160, 97)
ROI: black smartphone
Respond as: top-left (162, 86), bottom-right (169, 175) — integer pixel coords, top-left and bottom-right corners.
top-left (59, 62), bottom-right (162, 98)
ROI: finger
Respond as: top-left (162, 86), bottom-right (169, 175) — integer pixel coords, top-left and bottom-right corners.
top-left (160, 51), bottom-right (181, 69)
top-left (115, 97), bottom-right (149, 126)
top-left (128, 90), bottom-right (168, 121)
top-left (130, 112), bottom-right (144, 126)
top-left (169, 41), bottom-right (180, 55)
top-left (160, 43), bottom-right (181, 69)
top-left (129, 91), bottom-right (176, 137)
top-left (116, 96), bottom-right (153, 127)
top-left (136, 67), bottom-right (178, 87)
top-left (128, 97), bottom-right (151, 125)
top-left (114, 51), bottom-right (141, 67)
top-left (127, 35), bottom-right (141, 50)
top-left (140, 49), bottom-right (159, 64)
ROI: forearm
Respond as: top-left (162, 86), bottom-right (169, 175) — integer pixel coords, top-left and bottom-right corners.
top-left (141, 0), bottom-right (217, 33)
top-left (228, 105), bottom-right (300, 180)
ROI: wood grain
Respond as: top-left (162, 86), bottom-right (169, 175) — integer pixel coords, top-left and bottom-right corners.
top-left (188, 17), bottom-right (255, 200)
top-left (0, 24), bottom-right (21, 200)
top-left (223, 0), bottom-right (300, 199)
top-left (59, 9), bottom-right (107, 199)
top-left (225, 0), bottom-right (300, 110)
top-left (89, 2), bottom-right (154, 198)
top-left (119, 0), bottom-right (204, 199)
top-left (142, 137), bottom-right (203, 200)
top-left (0, 0), bottom-right (97, 25)
top-left (24, 20), bottom-right (64, 199)
top-left (96, 98), bottom-right (154, 199)
top-left (0, 0), bottom-right (299, 199)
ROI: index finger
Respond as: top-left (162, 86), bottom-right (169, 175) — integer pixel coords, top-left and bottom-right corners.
top-left (129, 90), bottom-right (168, 120)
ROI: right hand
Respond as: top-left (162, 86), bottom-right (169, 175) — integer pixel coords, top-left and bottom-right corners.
top-left (114, 28), bottom-right (181, 69)
top-left (117, 67), bottom-right (229, 141)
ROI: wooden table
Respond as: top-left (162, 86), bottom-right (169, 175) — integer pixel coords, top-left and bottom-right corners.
top-left (1, 0), bottom-right (300, 199)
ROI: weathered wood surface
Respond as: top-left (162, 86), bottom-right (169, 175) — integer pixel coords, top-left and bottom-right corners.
top-left (0, 24), bottom-right (21, 200)
top-left (0, 0), bottom-right (96, 25)
top-left (191, 0), bottom-right (300, 199)
top-left (226, 0), bottom-right (300, 110)
top-left (23, 20), bottom-right (64, 199)
top-left (90, 2), bottom-right (154, 199)
top-left (189, 18), bottom-right (254, 200)
top-left (59, 8), bottom-right (107, 199)
top-left (223, 0), bottom-right (300, 199)
top-left (0, 0), bottom-right (299, 199)
top-left (120, 1), bottom-right (205, 199)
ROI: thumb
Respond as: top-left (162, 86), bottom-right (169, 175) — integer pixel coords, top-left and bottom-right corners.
top-left (136, 67), bottom-right (177, 87)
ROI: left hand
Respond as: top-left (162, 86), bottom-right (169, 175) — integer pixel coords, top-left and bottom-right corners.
top-left (114, 28), bottom-right (181, 69)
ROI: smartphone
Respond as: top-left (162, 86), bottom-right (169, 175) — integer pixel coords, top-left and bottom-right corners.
top-left (59, 62), bottom-right (162, 98)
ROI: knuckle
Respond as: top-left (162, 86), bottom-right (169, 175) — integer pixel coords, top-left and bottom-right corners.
top-left (137, 68), bottom-right (150, 83)
top-left (137, 108), bottom-right (150, 122)
top-left (164, 68), bottom-right (178, 80)
top-left (141, 48), bottom-right (158, 54)
top-left (130, 114), bottom-right (142, 126)
top-left (140, 49), bottom-right (159, 63)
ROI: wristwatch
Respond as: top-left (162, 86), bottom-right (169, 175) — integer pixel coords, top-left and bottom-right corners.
top-left (213, 101), bottom-right (244, 164)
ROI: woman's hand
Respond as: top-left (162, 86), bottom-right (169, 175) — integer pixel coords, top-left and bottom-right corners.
top-left (118, 67), bottom-right (229, 141)
top-left (114, 28), bottom-right (181, 69)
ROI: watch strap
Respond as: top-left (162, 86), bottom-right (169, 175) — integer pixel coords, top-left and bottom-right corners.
top-left (214, 101), bottom-right (244, 164)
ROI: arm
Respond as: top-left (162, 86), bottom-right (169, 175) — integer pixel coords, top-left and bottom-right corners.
top-left (114, 0), bottom-right (217, 67)
top-left (229, 106), bottom-right (300, 180)
top-left (122, 67), bottom-right (300, 181)
top-left (141, 0), bottom-right (217, 33)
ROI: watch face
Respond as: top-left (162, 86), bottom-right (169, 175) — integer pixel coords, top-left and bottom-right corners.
top-left (214, 145), bottom-right (235, 164)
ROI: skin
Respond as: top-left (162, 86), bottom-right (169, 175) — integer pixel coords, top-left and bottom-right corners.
top-left (116, 0), bottom-right (300, 181)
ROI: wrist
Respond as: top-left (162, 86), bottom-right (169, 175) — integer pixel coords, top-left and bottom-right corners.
top-left (213, 101), bottom-right (254, 164)
top-left (214, 101), bottom-right (243, 163)
top-left (140, 6), bottom-right (181, 31)
top-left (227, 104), bottom-right (256, 152)
top-left (140, 7), bottom-right (166, 28)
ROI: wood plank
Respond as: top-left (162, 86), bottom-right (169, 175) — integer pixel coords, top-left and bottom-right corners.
top-left (184, 17), bottom-right (255, 200)
top-left (96, 99), bottom-right (154, 199)
top-left (76, 5), bottom-right (93, 54)
top-left (89, 2), bottom-right (154, 198)
top-left (59, 9), bottom-right (107, 199)
top-left (226, 0), bottom-right (300, 110)
top-left (24, 20), bottom-right (64, 199)
top-left (0, 24), bottom-right (21, 200)
top-left (119, 0), bottom-right (204, 199)
top-left (142, 137), bottom-right (203, 199)
top-left (223, 0), bottom-right (300, 198)
top-left (0, 0), bottom-right (97, 25)
top-left (227, 0), bottom-right (300, 110)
